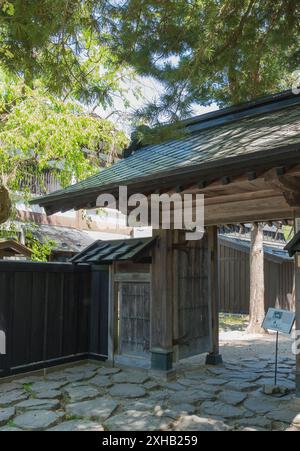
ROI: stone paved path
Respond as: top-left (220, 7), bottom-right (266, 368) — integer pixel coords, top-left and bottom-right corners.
top-left (0, 353), bottom-right (299, 431)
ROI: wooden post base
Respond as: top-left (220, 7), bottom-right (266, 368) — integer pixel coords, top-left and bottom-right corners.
top-left (150, 348), bottom-right (173, 372)
top-left (205, 352), bottom-right (223, 366)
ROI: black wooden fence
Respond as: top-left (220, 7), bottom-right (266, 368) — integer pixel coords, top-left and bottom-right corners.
top-left (0, 262), bottom-right (109, 378)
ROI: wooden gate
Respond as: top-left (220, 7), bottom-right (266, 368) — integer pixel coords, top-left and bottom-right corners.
top-left (119, 282), bottom-right (150, 357)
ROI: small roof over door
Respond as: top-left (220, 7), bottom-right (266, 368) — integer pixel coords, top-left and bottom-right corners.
top-left (70, 237), bottom-right (156, 264)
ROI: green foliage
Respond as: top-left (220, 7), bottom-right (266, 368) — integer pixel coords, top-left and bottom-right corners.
top-left (25, 227), bottom-right (56, 262)
top-left (0, 0), bottom-right (133, 107)
top-left (0, 221), bottom-right (56, 262)
top-left (0, 73), bottom-right (128, 191)
top-left (282, 225), bottom-right (294, 242)
top-left (1, 1), bottom-right (298, 123)
top-left (124, 123), bottom-right (187, 155)
top-left (107, 0), bottom-right (300, 122)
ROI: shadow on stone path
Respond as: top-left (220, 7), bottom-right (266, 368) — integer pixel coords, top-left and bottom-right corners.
top-left (0, 333), bottom-right (299, 431)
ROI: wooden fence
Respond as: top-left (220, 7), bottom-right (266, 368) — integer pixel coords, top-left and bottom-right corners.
top-left (219, 238), bottom-right (294, 314)
top-left (19, 171), bottom-right (61, 195)
top-left (0, 262), bottom-right (109, 378)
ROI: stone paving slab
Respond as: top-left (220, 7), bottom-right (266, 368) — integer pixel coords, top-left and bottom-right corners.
top-left (35, 390), bottom-right (61, 400)
top-left (0, 407), bottom-right (15, 426)
top-left (88, 375), bottom-right (112, 388)
top-left (174, 415), bottom-right (230, 431)
top-left (30, 380), bottom-right (68, 392)
top-left (109, 383), bottom-right (146, 398)
top-left (48, 420), bottom-right (104, 431)
top-left (104, 410), bottom-right (173, 432)
top-left (63, 385), bottom-right (100, 403)
top-left (0, 383), bottom-right (21, 394)
top-left (219, 391), bottom-right (247, 406)
top-left (126, 399), bottom-right (162, 411)
top-left (169, 389), bottom-right (215, 405)
top-left (200, 401), bottom-right (244, 420)
top-left (96, 367), bottom-right (121, 376)
top-left (234, 417), bottom-right (272, 430)
top-left (15, 398), bottom-right (60, 411)
top-left (65, 371), bottom-right (96, 383)
top-left (0, 390), bottom-right (29, 407)
top-left (66, 398), bottom-right (118, 422)
top-left (244, 397), bottom-right (278, 415)
top-left (112, 372), bottom-right (149, 384)
top-left (13, 410), bottom-right (64, 430)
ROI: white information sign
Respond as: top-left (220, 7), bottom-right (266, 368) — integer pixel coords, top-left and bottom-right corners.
top-left (262, 308), bottom-right (295, 335)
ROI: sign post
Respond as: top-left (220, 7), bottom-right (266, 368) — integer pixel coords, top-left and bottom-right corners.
top-left (262, 308), bottom-right (295, 387)
top-left (275, 331), bottom-right (279, 386)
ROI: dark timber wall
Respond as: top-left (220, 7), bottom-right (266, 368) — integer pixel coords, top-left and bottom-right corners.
top-left (219, 240), bottom-right (294, 315)
top-left (0, 262), bottom-right (109, 378)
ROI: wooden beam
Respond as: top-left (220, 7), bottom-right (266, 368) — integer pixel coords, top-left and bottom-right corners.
top-left (114, 273), bottom-right (151, 283)
top-left (204, 210), bottom-right (295, 226)
top-left (130, 192), bottom-right (297, 227)
top-left (204, 189), bottom-right (278, 206)
top-left (173, 173), bottom-right (270, 197)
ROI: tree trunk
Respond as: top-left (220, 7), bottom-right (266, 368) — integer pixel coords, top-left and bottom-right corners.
top-left (0, 185), bottom-right (12, 225)
top-left (247, 223), bottom-right (267, 334)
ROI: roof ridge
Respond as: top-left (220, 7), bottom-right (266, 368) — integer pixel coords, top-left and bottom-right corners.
top-left (184, 91), bottom-right (300, 134)
top-left (182, 90), bottom-right (300, 128)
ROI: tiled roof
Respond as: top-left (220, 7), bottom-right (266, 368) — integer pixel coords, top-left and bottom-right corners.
top-left (70, 237), bottom-right (155, 264)
top-left (285, 231), bottom-right (300, 257)
top-left (32, 91), bottom-right (300, 210)
top-left (220, 236), bottom-right (293, 262)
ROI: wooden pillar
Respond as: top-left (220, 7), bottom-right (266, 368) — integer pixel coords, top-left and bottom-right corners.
top-left (295, 219), bottom-right (300, 396)
top-left (206, 226), bottom-right (223, 365)
top-left (150, 229), bottom-right (174, 372)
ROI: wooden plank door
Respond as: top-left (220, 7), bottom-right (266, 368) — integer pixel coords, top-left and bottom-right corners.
top-left (119, 282), bottom-right (150, 357)
top-left (175, 236), bottom-right (211, 359)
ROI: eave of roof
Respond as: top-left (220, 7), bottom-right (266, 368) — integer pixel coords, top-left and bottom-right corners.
top-left (285, 231), bottom-right (300, 257)
top-left (0, 240), bottom-right (32, 257)
top-left (220, 236), bottom-right (292, 263)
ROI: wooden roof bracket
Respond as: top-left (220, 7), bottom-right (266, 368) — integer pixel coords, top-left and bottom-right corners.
top-left (264, 168), bottom-right (300, 207)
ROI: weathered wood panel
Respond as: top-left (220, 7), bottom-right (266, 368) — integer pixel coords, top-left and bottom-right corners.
top-left (151, 230), bottom-right (174, 351)
top-left (219, 241), bottom-right (294, 314)
top-left (90, 268), bottom-right (110, 359)
top-left (149, 230), bottom-right (211, 362)
top-left (119, 282), bottom-right (150, 356)
top-left (173, 231), bottom-right (211, 360)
